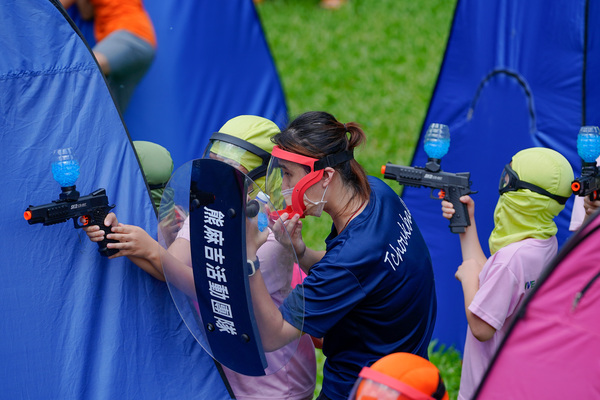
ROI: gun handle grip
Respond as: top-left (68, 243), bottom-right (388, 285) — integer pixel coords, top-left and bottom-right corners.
top-left (446, 187), bottom-right (471, 234)
top-left (94, 207), bottom-right (119, 257)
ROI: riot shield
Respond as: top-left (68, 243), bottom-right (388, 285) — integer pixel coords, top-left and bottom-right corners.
top-left (157, 158), bottom-right (305, 376)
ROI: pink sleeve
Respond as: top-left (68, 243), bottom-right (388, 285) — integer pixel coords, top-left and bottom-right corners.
top-left (468, 256), bottom-right (520, 331)
top-left (570, 195), bottom-right (585, 231)
top-left (175, 216), bottom-right (190, 241)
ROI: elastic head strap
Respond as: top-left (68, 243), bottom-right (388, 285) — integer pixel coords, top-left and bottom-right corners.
top-left (430, 373), bottom-right (447, 400)
top-left (314, 149), bottom-right (354, 170)
top-left (514, 180), bottom-right (570, 204)
top-left (208, 132), bottom-right (271, 180)
top-left (501, 164), bottom-right (570, 205)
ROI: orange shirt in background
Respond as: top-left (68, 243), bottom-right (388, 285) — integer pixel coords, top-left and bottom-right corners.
top-left (90, 0), bottom-right (157, 48)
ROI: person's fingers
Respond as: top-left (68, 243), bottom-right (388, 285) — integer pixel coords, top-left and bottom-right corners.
top-left (106, 233), bottom-right (132, 242)
top-left (104, 212), bottom-right (118, 227)
top-left (459, 195), bottom-right (472, 203)
top-left (86, 228), bottom-right (106, 242)
top-left (441, 204), bottom-right (455, 212)
top-left (83, 224), bottom-right (100, 233)
top-left (110, 224), bottom-right (132, 234)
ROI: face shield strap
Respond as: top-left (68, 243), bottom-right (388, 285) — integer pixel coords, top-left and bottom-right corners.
top-left (207, 132), bottom-right (271, 180)
top-left (313, 149), bottom-right (354, 170)
top-left (357, 367), bottom-right (437, 400)
top-left (499, 164), bottom-right (569, 205)
top-left (431, 373), bottom-right (447, 400)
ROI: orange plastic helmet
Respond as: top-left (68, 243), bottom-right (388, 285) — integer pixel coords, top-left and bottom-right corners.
top-left (348, 352), bottom-right (449, 400)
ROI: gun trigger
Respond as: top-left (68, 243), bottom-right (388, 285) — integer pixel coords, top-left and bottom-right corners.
top-left (438, 190), bottom-right (446, 199)
top-left (73, 215), bottom-right (90, 228)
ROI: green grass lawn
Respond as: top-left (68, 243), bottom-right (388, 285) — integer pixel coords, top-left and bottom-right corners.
top-left (256, 1), bottom-right (462, 398)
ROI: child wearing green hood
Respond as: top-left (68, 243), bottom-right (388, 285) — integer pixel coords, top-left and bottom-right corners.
top-left (440, 147), bottom-right (573, 400)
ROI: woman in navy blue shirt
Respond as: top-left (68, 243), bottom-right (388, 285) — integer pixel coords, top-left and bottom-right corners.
top-left (247, 111), bottom-right (437, 400)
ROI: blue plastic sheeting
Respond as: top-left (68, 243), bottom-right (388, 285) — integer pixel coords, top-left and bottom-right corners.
top-left (403, 0), bottom-right (600, 352)
top-left (124, 0), bottom-right (289, 169)
top-left (0, 1), bottom-right (231, 398)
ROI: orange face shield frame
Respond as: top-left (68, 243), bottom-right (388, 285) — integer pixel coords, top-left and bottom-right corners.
top-left (269, 146), bottom-right (354, 218)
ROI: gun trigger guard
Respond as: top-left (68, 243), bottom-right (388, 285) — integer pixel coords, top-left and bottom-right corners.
top-left (73, 217), bottom-right (85, 229)
top-left (430, 188), bottom-right (445, 200)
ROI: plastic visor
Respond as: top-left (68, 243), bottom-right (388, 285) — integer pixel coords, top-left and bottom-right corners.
top-left (203, 132), bottom-right (271, 181)
top-left (347, 367), bottom-right (437, 400)
top-left (499, 164), bottom-right (568, 204)
top-left (157, 158), bottom-right (305, 376)
top-left (265, 146), bottom-right (325, 219)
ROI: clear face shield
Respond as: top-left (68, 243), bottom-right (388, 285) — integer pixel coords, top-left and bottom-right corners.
top-left (156, 141), bottom-right (306, 376)
top-left (265, 146), bottom-right (323, 219)
top-left (265, 146), bottom-right (355, 219)
top-left (347, 366), bottom-right (445, 400)
top-left (203, 131), bottom-right (271, 182)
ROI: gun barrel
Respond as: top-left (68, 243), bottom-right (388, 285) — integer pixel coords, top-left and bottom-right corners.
top-left (571, 175), bottom-right (600, 199)
top-left (382, 164), bottom-right (427, 187)
top-left (25, 201), bottom-right (71, 225)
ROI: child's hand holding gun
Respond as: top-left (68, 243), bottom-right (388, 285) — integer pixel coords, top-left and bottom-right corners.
top-left (382, 123), bottom-right (476, 233)
top-left (440, 195), bottom-right (488, 268)
top-left (83, 213), bottom-right (161, 261)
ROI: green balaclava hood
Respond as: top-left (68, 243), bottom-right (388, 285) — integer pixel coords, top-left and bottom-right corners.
top-left (133, 141), bottom-right (174, 210)
top-left (488, 147), bottom-right (574, 254)
top-left (210, 115), bottom-right (279, 189)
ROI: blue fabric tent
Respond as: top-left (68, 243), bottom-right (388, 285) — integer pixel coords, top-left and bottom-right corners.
top-left (403, 0), bottom-right (600, 351)
top-left (68, 0), bottom-right (287, 170)
top-left (124, 0), bottom-right (288, 169)
top-left (0, 0), bottom-right (287, 398)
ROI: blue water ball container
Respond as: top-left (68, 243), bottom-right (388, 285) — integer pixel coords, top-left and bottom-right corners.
top-left (52, 148), bottom-right (80, 187)
top-left (256, 191), bottom-right (270, 232)
top-left (577, 126), bottom-right (600, 163)
top-left (424, 123), bottom-right (450, 159)
top-left (257, 212), bottom-right (268, 232)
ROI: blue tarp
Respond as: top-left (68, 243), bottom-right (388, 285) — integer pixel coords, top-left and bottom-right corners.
top-left (0, 0), bottom-right (287, 398)
top-left (125, 1), bottom-right (288, 169)
top-left (403, 0), bottom-right (600, 352)
top-left (69, 1), bottom-right (288, 170)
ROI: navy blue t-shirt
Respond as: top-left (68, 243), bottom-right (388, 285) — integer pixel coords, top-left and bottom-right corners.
top-left (281, 177), bottom-right (437, 400)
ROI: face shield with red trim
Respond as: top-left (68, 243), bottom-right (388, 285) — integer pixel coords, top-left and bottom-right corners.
top-left (347, 366), bottom-right (448, 400)
top-left (265, 146), bottom-right (354, 219)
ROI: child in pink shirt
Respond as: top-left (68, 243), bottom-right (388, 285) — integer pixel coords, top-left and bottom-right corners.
top-left (84, 115), bottom-right (316, 399)
top-left (441, 147), bottom-right (573, 400)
